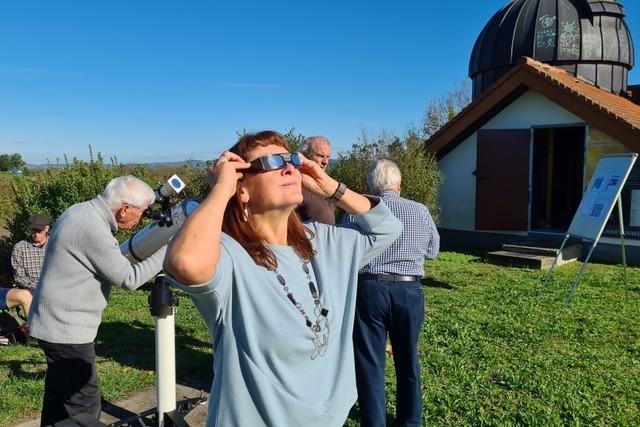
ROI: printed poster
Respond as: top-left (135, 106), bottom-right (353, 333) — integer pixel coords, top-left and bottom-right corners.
top-left (580, 174), bottom-right (622, 219)
top-left (581, 174), bottom-right (605, 216)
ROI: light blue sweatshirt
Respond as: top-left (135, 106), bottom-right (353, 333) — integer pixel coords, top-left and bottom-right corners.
top-left (168, 198), bottom-right (402, 427)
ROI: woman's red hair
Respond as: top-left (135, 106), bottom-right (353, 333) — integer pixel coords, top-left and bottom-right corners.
top-left (222, 130), bottom-right (314, 270)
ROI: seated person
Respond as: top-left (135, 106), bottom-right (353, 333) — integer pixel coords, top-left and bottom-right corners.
top-left (11, 214), bottom-right (50, 292)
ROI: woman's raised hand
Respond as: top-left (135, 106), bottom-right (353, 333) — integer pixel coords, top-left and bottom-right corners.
top-left (209, 151), bottom-right (251, 199)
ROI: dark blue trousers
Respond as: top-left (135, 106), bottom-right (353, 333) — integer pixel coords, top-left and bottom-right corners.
top-left (354, 277), bottom-right (425, 427)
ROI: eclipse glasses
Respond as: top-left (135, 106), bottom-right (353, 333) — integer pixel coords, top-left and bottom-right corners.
top-left (248, 152), bottom-right (302, 173)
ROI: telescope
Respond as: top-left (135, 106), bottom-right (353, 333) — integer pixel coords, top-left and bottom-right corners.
top-left (120, 174), bottom-right (199, 263)
top-left (117, 174), bottom-right (205, 427)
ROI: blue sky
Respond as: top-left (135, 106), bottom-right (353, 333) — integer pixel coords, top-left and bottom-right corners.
top-left (1, 1), bottom-right (639, 164)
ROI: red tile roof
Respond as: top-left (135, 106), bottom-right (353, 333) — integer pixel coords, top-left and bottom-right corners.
top-left (426, 57), bottom-right (640, 157)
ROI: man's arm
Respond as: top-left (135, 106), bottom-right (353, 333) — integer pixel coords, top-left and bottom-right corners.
top-left (77, 223), bottom-right (166, 291)
top-left (423, 207), bottom-right (440, 260)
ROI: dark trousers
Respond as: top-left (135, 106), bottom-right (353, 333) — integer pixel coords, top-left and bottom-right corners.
top-left (354, 278), bottom-right (425, 427)
top-left (38, 340), bottom-right (102, 427)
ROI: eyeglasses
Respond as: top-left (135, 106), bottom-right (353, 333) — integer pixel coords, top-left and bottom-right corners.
top-left (124, 203), bottom-right (147, 214)
top-left (248, 152), bottom-right (302, 173)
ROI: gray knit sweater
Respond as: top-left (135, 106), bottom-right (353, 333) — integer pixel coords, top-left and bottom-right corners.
top-left (29, 195), bottom-right (166, 344)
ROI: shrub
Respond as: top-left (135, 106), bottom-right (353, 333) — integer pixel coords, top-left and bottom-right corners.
top-left (0, 173), bottom-right (17, 234)
top-left (1, 152), bottom-right (210, 255)
top-left (330, 129), bottom-right (443, 222)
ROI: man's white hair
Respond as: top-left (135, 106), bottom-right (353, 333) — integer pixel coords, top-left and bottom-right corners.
top-left (300, 136), bottom-right (331, 155)
top-left (102, 175), bottom-right (156, 211)
top-left (367, 159), bottom-right (402, 195)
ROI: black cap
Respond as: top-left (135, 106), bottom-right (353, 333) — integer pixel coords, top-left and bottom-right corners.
top-left (28, 214), bottom-right (50, 230)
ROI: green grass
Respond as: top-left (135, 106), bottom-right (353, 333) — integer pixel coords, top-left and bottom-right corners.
top-left (0, 284), bottom-right (212, 426)
top-left (1, 253), bottom-right (639, 426)
top-left (419, 252), bottom-right (640, 426)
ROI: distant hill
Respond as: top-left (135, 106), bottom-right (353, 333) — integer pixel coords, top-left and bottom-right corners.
top-left (26, 159), bottom-right (209, 170)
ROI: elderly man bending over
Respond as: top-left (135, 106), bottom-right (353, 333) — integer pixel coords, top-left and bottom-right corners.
top-left (29, 176), bottom-right (167, 427)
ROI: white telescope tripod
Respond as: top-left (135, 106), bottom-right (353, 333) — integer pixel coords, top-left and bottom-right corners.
top-left (108, 274), bottom-right (206, 427)
top-left (112, 176), bottom-right (206, 426)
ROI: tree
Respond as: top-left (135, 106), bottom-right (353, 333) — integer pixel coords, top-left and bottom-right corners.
top-left (235, 128), bottom-right (307, 152)
top-left (330, 129), bottom-right (443, 223)
top-left (10, 153), bottom-right (25, 170)
top-left (282, 128), bottom-right (306, 152)
top-left (0, 153), bottom-right (25, 171)
top-left (422, 79), bottom-right (472, 139)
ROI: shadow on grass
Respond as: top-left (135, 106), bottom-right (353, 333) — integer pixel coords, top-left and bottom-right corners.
top-left (422, 277), bottom-right (454, 290)
top-left (345, 403), bottom-right (397, 425)
top-left (0, 321), bottom-right (212, 382)
top-left (446, 248), bottom-right (489, 262)
top-left (96, 320), bottom-right (212, 377)
top-left (0, 354), bottom-right (46, 380)
top-left (469, 255), bottom-right (490, 264)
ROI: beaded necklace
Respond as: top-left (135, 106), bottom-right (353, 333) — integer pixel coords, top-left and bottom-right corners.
top-left (274, 260), bottom-right (330, 359)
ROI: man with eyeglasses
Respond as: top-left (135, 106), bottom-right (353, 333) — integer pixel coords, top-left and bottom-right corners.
top-left (297, 136), bottom-right (335, 224)
top-left (29, 175), bottom-right (167, 426)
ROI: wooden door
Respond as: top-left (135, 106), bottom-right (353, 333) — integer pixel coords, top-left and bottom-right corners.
top-left (476, 129), bottom-right (530, 231)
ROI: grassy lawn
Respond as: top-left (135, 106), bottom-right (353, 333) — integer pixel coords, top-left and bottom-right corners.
top-left (1, 251), bottom-right (639, 426)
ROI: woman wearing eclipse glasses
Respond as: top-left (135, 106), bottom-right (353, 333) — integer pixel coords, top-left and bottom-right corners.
top-left (164, 130), bottom-right (401, 426)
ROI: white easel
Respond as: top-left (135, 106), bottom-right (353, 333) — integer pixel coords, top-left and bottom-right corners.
top-left (538, 153), bottom-right (638, 305)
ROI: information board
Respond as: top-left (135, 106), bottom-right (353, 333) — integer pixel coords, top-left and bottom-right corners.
top-left (567, 153), bottom-right (638, 241)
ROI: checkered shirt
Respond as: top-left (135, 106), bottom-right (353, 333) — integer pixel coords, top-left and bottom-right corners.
top-left (11, 237), bottom-right (47, 291)
top-left (344, 191), bottom-right (439, 276)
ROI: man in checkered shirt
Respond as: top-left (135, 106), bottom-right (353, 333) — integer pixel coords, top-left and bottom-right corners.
top-left (11, 214), bottom-right (50, 292)
top-left (346, 159), bottom-right (439, 427)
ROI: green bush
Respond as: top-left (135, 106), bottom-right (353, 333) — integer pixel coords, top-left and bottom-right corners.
top-left (0, 173), bottom-right (17, 234)
top-left (0, 153), bottom-right (25, 171)
top-left (6, 156), bottom-right (124, 243)
top-left (330, 129), bottom-right (443, 222)
top-left (0, 153), bottom-right (209, 256)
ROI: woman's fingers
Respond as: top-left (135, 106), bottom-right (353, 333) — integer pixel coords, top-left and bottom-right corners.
top-left (222, 151), bottom-right (246, 163)
top-left (209, 152), bottom-right (251, 189)
top-left (216, 151), bottom-right (247, 166)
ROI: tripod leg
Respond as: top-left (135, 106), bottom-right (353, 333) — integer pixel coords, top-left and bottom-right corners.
top-left (563, 243), bottom-right (596, 306)
top-left (538, 234), bottom-right (570, 296)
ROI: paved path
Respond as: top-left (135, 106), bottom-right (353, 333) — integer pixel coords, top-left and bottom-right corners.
top-left (12, 378), bottom-right (210, 427)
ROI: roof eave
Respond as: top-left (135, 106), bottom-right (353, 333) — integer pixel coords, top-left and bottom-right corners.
top-left (426, 57), bottom-right (640, 158)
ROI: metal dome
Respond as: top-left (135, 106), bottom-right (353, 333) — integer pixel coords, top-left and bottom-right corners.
top-left (469, 0), bottom-right (635, 100)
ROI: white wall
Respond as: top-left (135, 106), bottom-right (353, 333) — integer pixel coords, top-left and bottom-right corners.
top-left (439, 133), bottom-right (477, 230)
top-left (438, 90), bottom-right (586, 231)
top-left (484, 91), bottom-right (583, 128)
